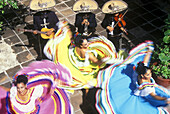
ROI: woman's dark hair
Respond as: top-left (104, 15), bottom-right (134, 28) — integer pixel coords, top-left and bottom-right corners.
top-left (74, 34), bottom-right (87, 47)
top-left (14, 75), bottom-right (28, 86)
top-left (136, 62), bottom-right (150, 75)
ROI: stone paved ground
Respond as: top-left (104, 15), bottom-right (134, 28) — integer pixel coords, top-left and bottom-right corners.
top-left (0, 0), bottom-right (169, 114)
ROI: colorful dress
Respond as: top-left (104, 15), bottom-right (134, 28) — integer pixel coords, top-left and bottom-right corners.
top-left (134, 77), bottom-right (170, 107)
top-left (44, 21), bottom-right (121, 89)
top-left (95, 41), bottom-right (169, 114)
top-left (0, 60), bottom-right (73, 114)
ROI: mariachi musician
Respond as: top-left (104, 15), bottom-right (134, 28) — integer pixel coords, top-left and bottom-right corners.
top-left (73, 0), bottom-right (98, 36)
top-left (30, 0), bottom-right (59, 60)
top-left (101, 0), bottom-right (128, 52)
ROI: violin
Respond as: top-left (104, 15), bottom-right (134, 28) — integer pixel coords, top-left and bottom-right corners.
top-left (113, 10), bottom-right (128, 35)
top-left (114, 14), bottom-right (126, 28)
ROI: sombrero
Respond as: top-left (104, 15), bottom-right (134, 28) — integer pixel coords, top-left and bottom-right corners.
top-left (102, 0), bottom-right (128, 14)
top-left (29, 0), bottom-right (56, 11)
top-left (73, 0), bottom-right (98, 13)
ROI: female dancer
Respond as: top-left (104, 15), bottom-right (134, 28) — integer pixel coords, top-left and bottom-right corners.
top-left (96, 41), bottom-right (170, 114)
top-left (0, 60), bottom-right (73, 114)
top-left (44, 21), bottom-right (120, 90)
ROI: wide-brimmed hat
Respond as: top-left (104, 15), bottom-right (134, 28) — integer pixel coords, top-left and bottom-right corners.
top-left (29, 0), bottom-right (56, 11)
top-left (73, 0), bottom-right (98, 13)
top-left (102, 0), bottom-right (128, 14)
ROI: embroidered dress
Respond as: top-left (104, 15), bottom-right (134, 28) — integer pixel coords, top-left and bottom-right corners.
top-left (0, 60), bottom-right (73, 114)
top-left (44, 21), bottom-right (120, 89)
top-left (134, 77), bottom-right (170, 107)
top-left (95, 41), bottom-right (169, 114)
top-left (9, 85), bottom-right (43, 113)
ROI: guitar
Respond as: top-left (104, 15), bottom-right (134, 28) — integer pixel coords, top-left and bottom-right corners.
top-left (18, 28), bottom-right (55, 39)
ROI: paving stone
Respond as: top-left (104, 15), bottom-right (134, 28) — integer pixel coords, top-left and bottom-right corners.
top-left (150, 18), bottom-right (165, 28)
top-left (55, 3), bottom-right (68, 11)
top-left (6, 65), bottom-right (21, 78)
top-left (21, 60), bottom-right (35, 67)
top-left (2, 29), bottom-right (15, 38)
top-left (60, 8), bottom-right (75, 17)
top-left (67, 15), bottom-right (76, 25)
top-left (0, 81), bottom-right (12, 88)
top-left (129, 26), bottom-right (147, 38)
top-left (24, 15), bottom-right (33, 23)
top-left (142, 3), bottom-right (158, 11)
top-left (11, 44), bottom-right (26, 53)
top-left (141, 23), bottom-right (156, 32)
top-left (70, 91), bottom-right (83, 112)
top-left (133, 7), bottom-right (148, 15)
top-left (4, 35), bottom-right (21, 45)
top-left (132, 16), bottom-right (148, 26)
top-left (16, 51), bottom-right (34, 63)
top-left (0, 72), bottom-right (10, 84)
top-left (96, 13), bottom-right (105, 22)
top-left (55, 12), bottom-right (64, 20)
top-left (65, 0), bottom-right (75, 8)
top-left (149, 29), bottom-right (164, 39)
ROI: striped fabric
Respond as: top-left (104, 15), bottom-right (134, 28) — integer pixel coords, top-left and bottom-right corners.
top-left (95, 41), bottom-right (169, 114)
top-left (3, 60), bottom-right (74, 114)
top-left (44, 21), bottom-right (121, 89)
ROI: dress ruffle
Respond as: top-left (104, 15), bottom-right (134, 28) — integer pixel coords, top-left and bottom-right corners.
top-left (95, 41), bottom-right (169, 114)
top-left (0, 60), bottom-right (73, 114)
top-left (44, 21), bottom-right (120, 89)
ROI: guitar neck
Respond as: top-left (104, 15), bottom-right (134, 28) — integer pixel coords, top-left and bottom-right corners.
top-left (19, 29), bottom-right (46, 34)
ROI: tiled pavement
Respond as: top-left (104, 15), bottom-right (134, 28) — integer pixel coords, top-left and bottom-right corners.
top-left (0, 0), bottom-right (169, 114)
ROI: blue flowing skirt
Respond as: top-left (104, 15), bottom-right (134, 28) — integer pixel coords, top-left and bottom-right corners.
top-left (96, 41), bottom-right (169, 114)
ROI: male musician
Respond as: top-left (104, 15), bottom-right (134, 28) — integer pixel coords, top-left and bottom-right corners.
top-left (33, 10), bottom-right (59, 36)
top-left (30, 0), bottom-right (59, 60)
top-left (75, 12), bottom-right (97, 36)
top-left (101, 0), bottom-right (128, 52)
top-left (101, 12), bottom-right (127, 52)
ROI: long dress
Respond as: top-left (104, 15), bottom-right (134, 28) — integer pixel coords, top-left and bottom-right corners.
top-left (44, 21), bottom-right (121, 89)
top-left (95, 41), bottom-right (170, 114)
top-left (0, 60), bottom-right (73, 114)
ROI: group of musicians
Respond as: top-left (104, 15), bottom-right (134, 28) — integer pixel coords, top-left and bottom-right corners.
top-left (30, 0), bottom-right (128, 59)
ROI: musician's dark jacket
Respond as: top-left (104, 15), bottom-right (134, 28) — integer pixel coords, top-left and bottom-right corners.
top-left (75, 12), bottom-right (97, 34)
top-left (101, 14), bottom-right (124, 35)
top-left (101, 13), bottom-right (126, 51)
top-left (33, 10), bottom-right (59, 32)
top-left (33, 10), bottom-right (59, 59)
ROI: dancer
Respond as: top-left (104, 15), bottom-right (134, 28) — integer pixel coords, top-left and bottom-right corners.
top-left (44, 21), bottom-right (120, 90)
top-left (0, 60), bottom-right (73, 114)
top-left (95, 41), bottom-right (170, 114)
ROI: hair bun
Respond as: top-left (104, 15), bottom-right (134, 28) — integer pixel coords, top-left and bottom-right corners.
top-left (136, 62), bottom-right (146, 75)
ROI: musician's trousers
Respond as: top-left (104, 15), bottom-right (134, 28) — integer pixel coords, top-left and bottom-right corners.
top-left (37, 35), bottom-right (49, 60)
top-left (108, 35), bottom-right (120, 52)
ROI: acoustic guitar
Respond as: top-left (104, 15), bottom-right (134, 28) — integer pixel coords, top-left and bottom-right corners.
top-left (18, 28), bottom-right (55, 39)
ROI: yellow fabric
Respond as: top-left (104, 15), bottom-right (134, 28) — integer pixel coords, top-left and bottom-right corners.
top-left (56, 32), bottom-right (97, 86)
